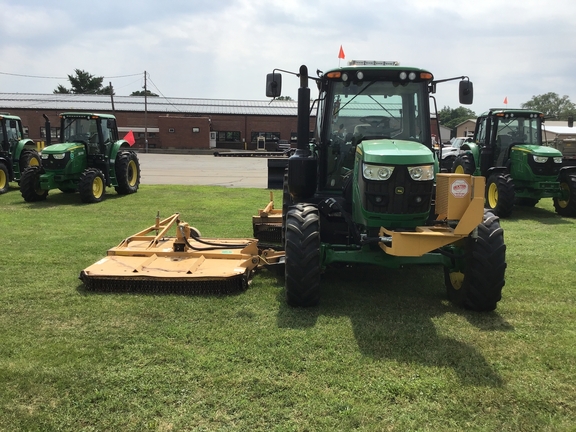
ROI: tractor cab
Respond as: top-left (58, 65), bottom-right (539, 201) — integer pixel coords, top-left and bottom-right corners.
top-left (472, 109), bottom-right (563, 180)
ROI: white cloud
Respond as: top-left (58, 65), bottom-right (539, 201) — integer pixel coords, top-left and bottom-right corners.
top-left (1, 0), bottom-right (576, 114)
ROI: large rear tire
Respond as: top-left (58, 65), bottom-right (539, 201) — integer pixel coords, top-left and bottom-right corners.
top-left (114, 151), bottom-right (141, 195)
top-left (444, 210), bottom-right (507, 311)
top-left (79, 168), bottom-right (106, 203)
top-left (451, 153), bottom-right (475, 174)
top-left (284, 203), bottom-right (321, 307)
top-left (20, 166), bottom-right (48, 202)
top-left (553, 172), bottom-right (576, 217)
top-left (0, 162), bottom-right (9, 194)
top-left (485, 173), bottom-right (515, 218)
top-left (19, 149), bottom-right (41, 175)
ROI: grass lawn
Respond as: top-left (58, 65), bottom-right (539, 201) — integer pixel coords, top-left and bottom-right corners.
top-left (1, 184), bottom-right (575, 431)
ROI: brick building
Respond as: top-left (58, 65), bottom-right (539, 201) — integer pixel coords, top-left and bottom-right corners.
top-left (0, 93), bottom-right (312, 152)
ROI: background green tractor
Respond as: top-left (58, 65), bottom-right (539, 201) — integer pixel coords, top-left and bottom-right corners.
top-left (20, 112), bottom-right (140, 203)
top-left (0, 113), bottom-right (42, 194)
top-left (264, 62), bottom-right (506, 312)
top-left (452, 108), bottom-right (576, 217)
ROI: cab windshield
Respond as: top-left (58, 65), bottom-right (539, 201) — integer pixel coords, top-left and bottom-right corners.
top-left (325, 80), bottom-right (428, 144)
top-left (495, 116), bottom-right (542, 146)
top-left (62, 118), bottom-right (98, 144)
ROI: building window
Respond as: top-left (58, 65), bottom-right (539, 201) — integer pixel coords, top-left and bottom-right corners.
top-left (251, 131), bottom-right (280, 143)
top-left (192, 127), bottom-right (200, 133)
top-left (217, 131), bottom-right (241, 142)
top-left (168, 128), bottom-right (175, 133)
top-left (40, 127), bottom-right (59, 139)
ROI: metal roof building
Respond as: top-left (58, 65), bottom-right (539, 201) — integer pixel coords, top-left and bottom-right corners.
top-left (0, 93), bottom-right (308, 151)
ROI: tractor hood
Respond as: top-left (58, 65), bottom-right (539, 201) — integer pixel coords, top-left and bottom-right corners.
top-left (41, 143), bottom-right (85, 154)
top-left (512, 144), bottom-right (562, 158)
top-left (359, 139), bottom-right (434, 165)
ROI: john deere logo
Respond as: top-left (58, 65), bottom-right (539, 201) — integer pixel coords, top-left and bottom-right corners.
top-left (395, 187), bottom-right (404, 194)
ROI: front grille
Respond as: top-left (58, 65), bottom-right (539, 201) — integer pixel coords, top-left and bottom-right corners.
top-left (43, 153), bottom-right (70, 170)
top-left (527, 157), bottom-right (561, 176)
top-left (360, 167), bottom-right (433, 214)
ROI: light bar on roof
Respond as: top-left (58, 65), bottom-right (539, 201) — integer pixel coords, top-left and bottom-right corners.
top-left (348, 60), bottom-right (400, 66)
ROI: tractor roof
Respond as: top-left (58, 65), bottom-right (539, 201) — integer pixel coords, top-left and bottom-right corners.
top-left (482, 108), bottom-right (543, 117)
top-left (59, 112), bottom-right (116, 120)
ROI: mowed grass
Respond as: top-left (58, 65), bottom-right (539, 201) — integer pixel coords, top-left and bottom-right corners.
top-left (1, 184), bottom-right (575, 431)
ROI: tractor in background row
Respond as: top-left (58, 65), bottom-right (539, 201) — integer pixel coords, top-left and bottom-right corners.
top-left (0, 113), bottom-right (41, 194)
top-left (265, 61), bottom-right (506, 311)
top-left (452, 108), bottom-right (576, 217)
top-left (20, 112), bottom-right (141, 203)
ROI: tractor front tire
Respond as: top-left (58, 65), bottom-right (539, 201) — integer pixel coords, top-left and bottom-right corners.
top-left (20, 166), bottom-right (48, 202)
top-left (114, 151), bottom-right (141, 195)
top-left (485, 173), bottom-right (515, 218)
top-left (19, 149), bottom-right (41, 175)
top-left (451, 153), bottom-right (475, 174)
top-left (0, 161), bottom-right (9, 194)
top-left (284, 203), bottom-right (321, 307)
top-left (444, 210), bottom-right (507, 311)
top-left (553, 172), bottom-right (576, 217)
top-left (79, 168), bottom-right (106, 203)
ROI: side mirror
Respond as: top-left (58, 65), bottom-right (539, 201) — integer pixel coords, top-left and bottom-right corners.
top-left (568, 115), bottom-right (574, 128)
top-left (459, 80), bottom-right (474, 105)
top-left (266, 73), bottom-right (282, 98)
top-left (9, 120), bottom-right (17, 128)
top-left (107, 119), bottom-right (116, 128)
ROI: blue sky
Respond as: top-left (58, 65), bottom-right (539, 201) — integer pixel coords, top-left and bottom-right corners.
top-left (1, 0), bottom-right (576, 115)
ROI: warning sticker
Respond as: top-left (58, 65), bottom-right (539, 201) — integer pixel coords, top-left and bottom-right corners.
top-left (451, 179), bottom-right (469, 198)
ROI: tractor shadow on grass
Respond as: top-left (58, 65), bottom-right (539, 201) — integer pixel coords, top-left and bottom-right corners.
top-left (11, 190), bottom-right (127, 208)
top-left (276, 264), bottom-right (512, 387)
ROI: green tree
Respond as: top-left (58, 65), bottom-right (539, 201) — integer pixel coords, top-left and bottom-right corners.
top-left (130, 90), bottom-right (159, 97)
top-left (437, 106), bottom-right (476, 130)
top-left (275, 96), bottom-right (293, 101)
top-left (521, 92), bottom-right (576, 120)
top-left (53, 69), bottom-right (113, 95)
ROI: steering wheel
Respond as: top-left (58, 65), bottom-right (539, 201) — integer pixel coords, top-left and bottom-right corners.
top-left (359, 116), bottom-right (387, 127)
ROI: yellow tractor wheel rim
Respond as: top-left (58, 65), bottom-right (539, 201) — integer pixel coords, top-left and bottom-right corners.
top-left (128, 160), bottom-right (138, 187)
top-left (557, 183), bottom-right (569, 208)
top-left (488, 182), bottom-right (498, 208)
top-left (93, 176), bottom-right (104, 198)
top-left (449, 271), bottom-right (465, 290)
top-left (0, 170), bottom-right (6, 188)
top-left (29, 157), bottom-right (40, 167)
top-left (454, 165), bottom-right (465, 174)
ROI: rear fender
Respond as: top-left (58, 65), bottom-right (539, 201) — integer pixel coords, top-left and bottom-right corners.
top-left (11, 139), bottom-right (36, 162)
top-left (109, 140), bottom-right (133, 182)
top-left (459, 142), bottom-right (480, 165)
top-left (559, 165), bottom-right (576, 176)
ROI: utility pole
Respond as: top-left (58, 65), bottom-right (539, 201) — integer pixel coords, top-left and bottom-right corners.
top-left (144, 71), bottom-right (148, 153)
top-left (109, 81), bottom-right (116, 115)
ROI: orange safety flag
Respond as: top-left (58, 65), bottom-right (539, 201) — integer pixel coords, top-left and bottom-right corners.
top-left (503, 96), bottom-right (508, 105)
top-left (338, 45), bottom-right (345, 59)
top-left (123, 130), bottom-right (135, 146)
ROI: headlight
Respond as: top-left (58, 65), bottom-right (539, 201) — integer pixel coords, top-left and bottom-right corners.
top-left (52, 153), bottom-right (66, 160)
top-left (363, 163), bottom-right (394, 181)
top-left (408, 165), bottom-right (434, 181)
top-left (41, 153), bottom-right (49, 159)
top-left (553, 157), bottom-right (563, 164)
top-left (533, 155), bottom-right (548, 163)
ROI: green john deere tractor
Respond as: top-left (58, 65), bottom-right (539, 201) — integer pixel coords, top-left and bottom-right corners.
top-left (264, 61), bottom-right (507, 311)
top-left (452, 108), bottom-right (576, 217)
top-left (20, 112), bottom-right (141, 203)
top-left (0, 113), bottom-right (42, 194)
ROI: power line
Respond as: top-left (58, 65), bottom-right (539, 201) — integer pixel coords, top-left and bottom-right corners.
top-left (0, 71), bottom-right (142, 80)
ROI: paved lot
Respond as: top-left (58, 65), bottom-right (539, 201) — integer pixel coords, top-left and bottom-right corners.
top-left (137, 153), bottom-right (269, 188)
